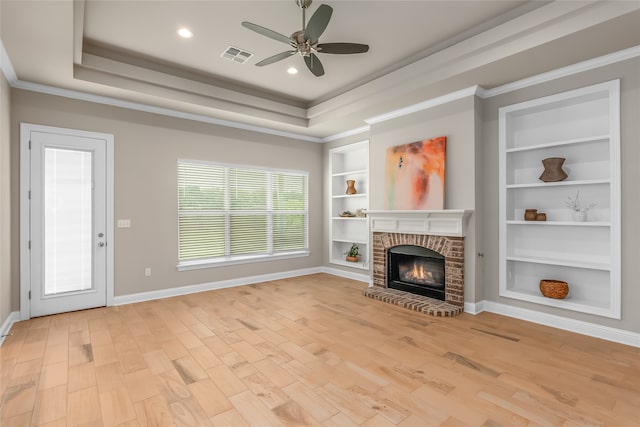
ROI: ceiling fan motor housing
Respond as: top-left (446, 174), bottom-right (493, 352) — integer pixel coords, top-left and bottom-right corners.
top-left (296, 0), bottom-right (313, 9)
top-left (291, 30), bottom-right (315, 56)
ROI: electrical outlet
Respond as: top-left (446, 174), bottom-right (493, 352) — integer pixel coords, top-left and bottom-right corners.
top-left (145, 268), bottom-right (151, 277)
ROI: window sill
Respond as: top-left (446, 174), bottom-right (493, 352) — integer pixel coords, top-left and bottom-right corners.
top-left (177, 251), bottom-right (310, 271)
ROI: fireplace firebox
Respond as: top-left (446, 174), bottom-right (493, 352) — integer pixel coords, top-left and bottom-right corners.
top-left (387, 245), bottom-right (445, 301)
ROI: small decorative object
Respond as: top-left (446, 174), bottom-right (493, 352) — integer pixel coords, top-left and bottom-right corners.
top-left (539, 157), bottom-right (568, 182)
top-left (346, 179), bottom-right (357, 195)
top-left (536, 213), bottom-right (547, 221)
top-left (565, 190), bottom-right (596, 222)
top-left (339, 211), bottom-right (355, 218)
top-left (345, 243), bottom-right (359, 262)
top-left (356, 208), bottom-right (367, 218)
top-left (524, 209), bottom-right (538, 221)
top-left (539, 279), bottom-right (569, 299)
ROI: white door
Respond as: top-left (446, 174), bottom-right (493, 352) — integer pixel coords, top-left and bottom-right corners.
top-left (23, 124), bottom-right (112, 317)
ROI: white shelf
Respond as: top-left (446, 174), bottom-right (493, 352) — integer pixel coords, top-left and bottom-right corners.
top-left (332, 169), bottom-right (368, 177)
top-left (505, 134), bottom-right (609, 153)
top-left (499, 80), bottom-right (620, 319)
top-left (506, 255), bottom-right (610, 271)
top-left (501, 288), bottom-right (611, 317)
top-left (332, 216), bottom-right (368, 221)
top-left (329, 141), bottom-right (370, 270)
top-left (507, 220), bottom-right (610, 227)
top-left (332, 193), bottom-right (368, 199)
top-left (506, 178), bottom-right (610, 189)
top-left (329, 258), bottom-right (368, 270)
top-left (332, 237), bottom-right (368, 245)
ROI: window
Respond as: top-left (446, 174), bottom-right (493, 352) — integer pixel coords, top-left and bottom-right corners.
top-left (177, 160), bottom-right (309, 270)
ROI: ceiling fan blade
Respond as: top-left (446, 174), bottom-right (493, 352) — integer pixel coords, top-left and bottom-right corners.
top-left (317, 43), bottom-right (370, 54)
top-left (242, 22), bottom-right (292, 45)
top-left (304, 53), bottom-right (325, 77)
top-left (255, 51), bottom-right (295, 67)
top-left (304, 4), bottom-right (333, 43)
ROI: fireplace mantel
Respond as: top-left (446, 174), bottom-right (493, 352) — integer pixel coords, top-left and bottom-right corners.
top-left (367, 210), bottom-right (472, 237)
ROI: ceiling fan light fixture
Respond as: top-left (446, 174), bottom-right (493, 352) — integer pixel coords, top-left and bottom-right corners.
top-left (177, 28), bottom-right (193, 39)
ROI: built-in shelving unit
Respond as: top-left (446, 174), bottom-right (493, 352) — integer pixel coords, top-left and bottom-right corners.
top-left (499, 80), bottom-right (620, 318)
top-left (329, 141), bottom-right (369, 269)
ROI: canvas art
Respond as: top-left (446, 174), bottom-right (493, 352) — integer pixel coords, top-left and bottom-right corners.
top-left (385, 136), bottom-right (446, 210)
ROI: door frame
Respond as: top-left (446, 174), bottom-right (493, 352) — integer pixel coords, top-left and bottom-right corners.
top-left (20, 123), bottom-right (114, 320)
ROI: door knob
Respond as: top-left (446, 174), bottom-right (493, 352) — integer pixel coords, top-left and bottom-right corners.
top-left (97, 242), bottom-right (105, 247)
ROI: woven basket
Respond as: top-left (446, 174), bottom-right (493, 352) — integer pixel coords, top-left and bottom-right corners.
top-left (539, 279), bottom-right (569, 299)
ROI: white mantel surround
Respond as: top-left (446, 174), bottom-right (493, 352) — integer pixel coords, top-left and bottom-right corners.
top-left (367, 210), bottom-right (472, 237)
top-left (364, 209), bottom-right (473, 316)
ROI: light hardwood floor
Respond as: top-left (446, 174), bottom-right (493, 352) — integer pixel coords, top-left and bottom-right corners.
top-left (1, 273), bottom-right (639, 426)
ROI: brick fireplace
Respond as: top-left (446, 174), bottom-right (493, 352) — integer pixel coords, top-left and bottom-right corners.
top-left (363, 210), bottom-right (470, 317)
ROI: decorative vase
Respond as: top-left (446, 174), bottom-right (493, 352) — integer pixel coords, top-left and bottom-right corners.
top-left (524, 209), bottom-right (538, 221)
top-left (539, 157), bottom-right (568, 182)
top-left (346, 180), bottom-right (357, 195)
top-left (572, 210), bottom-right (587, 222)
top-left (346, 256), bottom-right (359, 262)
top-left (536, 213), bottom-right (547, 221)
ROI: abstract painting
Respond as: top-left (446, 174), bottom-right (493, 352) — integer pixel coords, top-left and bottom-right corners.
top-left (385, 136), bottom-right (446, 210)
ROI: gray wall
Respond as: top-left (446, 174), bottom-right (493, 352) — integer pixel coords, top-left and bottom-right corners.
top-left (1, 73), bottom-right (11, 326)
top-left (5, 55), bottom-right (639, 336)
top-left (369, 96), bottom-right (481, 303)
top-left (481, 57), bottom-right (640, 332)
top-left (10, 89), bottom-right (324, 306)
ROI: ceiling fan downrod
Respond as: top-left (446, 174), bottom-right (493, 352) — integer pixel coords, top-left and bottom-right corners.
top-left (296, 0), bottom-right (313, 31)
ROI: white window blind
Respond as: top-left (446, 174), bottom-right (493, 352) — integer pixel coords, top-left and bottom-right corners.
top-left (178, 160), bottom-right (309, 268)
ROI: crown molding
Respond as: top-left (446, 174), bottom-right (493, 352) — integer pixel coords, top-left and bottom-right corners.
top-left (481, 44), bottom-right (640, 98)
top-left (364, 86), bottom-right (483, 126)
top-left (4, 28), bottom-right (640, 145)
top-left (321, 125), bottom-right (370, 143)
top-left (0, 39), bottom-right (17, 82)
top-left (17, 78), bottom-right (325, 143)
top-left (1, 38), bottom-right (323, 143)
top-left (322, 43), bottom-right (640, 141)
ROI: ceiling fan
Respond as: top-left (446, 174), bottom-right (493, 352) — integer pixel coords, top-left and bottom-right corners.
top-left (241, 0), bottom-right (369, 77)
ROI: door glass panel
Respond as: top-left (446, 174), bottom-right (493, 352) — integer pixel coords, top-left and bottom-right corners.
top-left (44, 148), bottom-right (93, 295)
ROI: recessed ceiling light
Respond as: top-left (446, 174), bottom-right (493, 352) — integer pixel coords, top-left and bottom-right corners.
top-left (177, 28), bottom-right (193, 39)
top-left (287, 67), bottom-right (298, 75)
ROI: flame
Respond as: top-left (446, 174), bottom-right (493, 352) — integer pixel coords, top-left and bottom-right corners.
top-left (405, 261), bottom-right (433, 281)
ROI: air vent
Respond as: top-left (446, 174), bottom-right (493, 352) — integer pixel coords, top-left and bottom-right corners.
top-left (221, 46), bottom-right (254, 64)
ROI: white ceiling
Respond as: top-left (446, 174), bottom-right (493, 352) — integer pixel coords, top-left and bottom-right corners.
top-left (2, 1), bottom-right (640, 140)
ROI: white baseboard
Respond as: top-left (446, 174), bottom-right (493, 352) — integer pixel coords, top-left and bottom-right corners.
top-left (113, 266), bottom-right (372, 307)
top-left (463, 301), bottom-right (485, 315)
top-left (469, 300), bottom-right (640, 348)
top-left (113, 267), bottom-right (325, 306)
top-left (320, 266), bottom-right (371, 284)
top-left (0, 311), bottom-right (21, 346)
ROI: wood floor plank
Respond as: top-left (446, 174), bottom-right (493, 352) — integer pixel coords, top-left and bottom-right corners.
top-left (31, 384), bottom-right (67, 426)
top-left (187, 378), bottom-right (233, 418)
top-left (1, 273), bottom-right (638, 426)
top-left (98, 386), bottom-right (137, 427)
top-left (209, 408), bottom-right (250, 427)
top-left (133, 395), bottom-right (174, 427)
top-left (228, 390), bottom-right (282, 426)
top-left (66, 386), bottom-right (102, 426)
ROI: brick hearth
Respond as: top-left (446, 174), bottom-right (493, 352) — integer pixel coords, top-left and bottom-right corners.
top-left (364, 232), bottom-right (465, 317)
